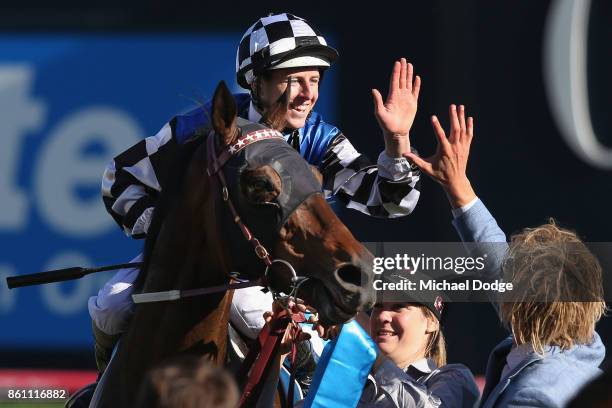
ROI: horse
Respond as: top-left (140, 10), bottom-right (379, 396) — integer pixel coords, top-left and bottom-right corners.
top-left (93, 81), bottom-right (376, 407)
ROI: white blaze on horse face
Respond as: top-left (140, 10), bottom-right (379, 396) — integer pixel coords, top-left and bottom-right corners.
top-left (259, 68), bottom-right (320, 129)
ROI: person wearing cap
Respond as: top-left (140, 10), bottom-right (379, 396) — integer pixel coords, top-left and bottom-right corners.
top-left (356, 273), bottom-right (479, 407)
top-left (89, 12), bottom-right (423, 374)
top-left (406, 104), bottom-right (606, 407)
top-left (261, 280), bottom-right (478, 407)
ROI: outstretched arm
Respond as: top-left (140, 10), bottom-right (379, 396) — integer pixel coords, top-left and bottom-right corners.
top-left (404, 105), bottom-right (507, 278)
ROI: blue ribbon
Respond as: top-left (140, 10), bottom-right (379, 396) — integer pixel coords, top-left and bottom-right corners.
top-left (303, 320), bottom-right (377, 408)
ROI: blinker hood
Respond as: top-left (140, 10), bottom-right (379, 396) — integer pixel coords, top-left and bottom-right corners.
top-left (219, 119), bottom-right (322, 276)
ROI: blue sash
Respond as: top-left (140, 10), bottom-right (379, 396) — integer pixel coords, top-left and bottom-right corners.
top-left (303, 320), bottom-right (377, 408)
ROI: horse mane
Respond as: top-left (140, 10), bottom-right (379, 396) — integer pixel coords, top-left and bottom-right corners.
top-left (135, 128), bottom-right (208, 292)
top-left (101, 126), bottom-right (237, 407)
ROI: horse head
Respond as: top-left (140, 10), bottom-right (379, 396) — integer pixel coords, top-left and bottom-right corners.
top-left (208, 81), bottom-right (375, 325)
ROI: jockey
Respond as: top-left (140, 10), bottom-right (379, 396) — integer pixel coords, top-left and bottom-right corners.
top-left (89, 12), bottom-right (423, 373)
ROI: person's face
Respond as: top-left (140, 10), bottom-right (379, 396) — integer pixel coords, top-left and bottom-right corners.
top-left (370, 303), bottom-right (438, 368)
top-left (257, 68), bottom-right (321, 129)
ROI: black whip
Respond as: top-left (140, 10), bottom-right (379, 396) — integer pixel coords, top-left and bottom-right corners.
top-left (5, 262), bottom-right (143, 289)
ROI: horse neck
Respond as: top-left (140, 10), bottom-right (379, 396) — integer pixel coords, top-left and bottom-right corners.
top-left (138, 142), bottom-right (234, 364)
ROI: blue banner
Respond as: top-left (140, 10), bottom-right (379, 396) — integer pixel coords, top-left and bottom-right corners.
top-left (0, 35), bottom-right (337, 348)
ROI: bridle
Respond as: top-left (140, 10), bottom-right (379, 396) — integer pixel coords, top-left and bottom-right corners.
top-left (133, 123), bottom-right (315, 304)
top-left (206, 126), bottom-right (279, 268)
top-left (205, 125), bottom-right (318, 408)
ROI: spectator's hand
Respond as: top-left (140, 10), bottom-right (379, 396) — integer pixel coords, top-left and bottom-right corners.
top-left (372, 58), bottom-right (421, 158)
top-left (309, 317), bottom-right (341, 341)
top-left (263, 299), bottom-right (311, 356)
top-left (404, 104), bottom-right (477, 208)
top-left (296, 305), bottom-right (341, 340)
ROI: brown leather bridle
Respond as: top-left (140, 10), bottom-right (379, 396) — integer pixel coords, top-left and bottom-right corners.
top-left (205, 127), bottom-right (286, 268)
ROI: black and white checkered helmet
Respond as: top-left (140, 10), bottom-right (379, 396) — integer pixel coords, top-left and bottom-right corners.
top-left (236, 13), bottom-right (339, 89)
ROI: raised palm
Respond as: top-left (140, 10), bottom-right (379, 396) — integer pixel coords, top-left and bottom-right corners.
top-left (405, 104), bottom-right (477, 208)
top-left (372, 58), bottom-right (421, 138)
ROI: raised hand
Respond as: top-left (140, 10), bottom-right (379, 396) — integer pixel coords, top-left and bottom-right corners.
top-left (404, 104), bottom-right (477, 208)
top-left (372, 58), bottom-right (421, 158)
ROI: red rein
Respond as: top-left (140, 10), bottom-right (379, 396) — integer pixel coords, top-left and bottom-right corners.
top-left (238, 308), bottom-right (306, 407)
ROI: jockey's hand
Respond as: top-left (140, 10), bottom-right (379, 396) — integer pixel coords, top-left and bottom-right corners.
top-left (403, 104), bottom-right (477, 208)
top-left (263, 299), bottom-right (311, 356)
top-left (372, 58), bottom-right (421, 158)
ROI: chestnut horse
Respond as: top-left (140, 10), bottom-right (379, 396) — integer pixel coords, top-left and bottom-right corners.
top-left (93, 81), bottom-right (375, 407)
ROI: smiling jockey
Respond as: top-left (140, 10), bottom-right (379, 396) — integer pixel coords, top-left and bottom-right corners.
top-left (89, 12), bottom-right (423, 374)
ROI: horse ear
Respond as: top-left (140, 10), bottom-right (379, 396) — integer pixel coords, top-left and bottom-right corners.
top-left (211, 80), bottom-right (238, 147)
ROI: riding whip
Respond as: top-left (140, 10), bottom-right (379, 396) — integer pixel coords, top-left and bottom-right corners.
top-left (5, 262), bottom-right (143, 289)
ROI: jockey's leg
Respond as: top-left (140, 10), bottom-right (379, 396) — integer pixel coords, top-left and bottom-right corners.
top-left (92, 321), bottom-right (121, 373)
top-left (88, 253), bottom-right (142, 373)
top-left (229, 285), bottom-right (274, 340)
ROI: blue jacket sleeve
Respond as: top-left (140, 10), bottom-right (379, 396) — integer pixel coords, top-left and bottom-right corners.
top-left (451, 199), bottom-right (508, 281)
top-left (451, 199), bottom-right (509, 309)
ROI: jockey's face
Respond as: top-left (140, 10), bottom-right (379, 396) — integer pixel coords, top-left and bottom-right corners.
top-left (258, 68), bottom-right (320, 129)
top-left (370, 303), bottom-right (438, 368)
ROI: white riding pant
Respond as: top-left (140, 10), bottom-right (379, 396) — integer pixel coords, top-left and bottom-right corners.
top-left (88, 253), bottom-right (273, 339)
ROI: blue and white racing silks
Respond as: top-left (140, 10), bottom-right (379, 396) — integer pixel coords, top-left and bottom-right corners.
top-left (101, 93), bottom-right (421, 238)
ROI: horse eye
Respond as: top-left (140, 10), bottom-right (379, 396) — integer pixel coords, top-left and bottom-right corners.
top-left (253, 178), bottom-right (273, 191)
top-left (240, 166), bottom-right (282, 207)
top-left (243, 176), bottom-right (280, 205)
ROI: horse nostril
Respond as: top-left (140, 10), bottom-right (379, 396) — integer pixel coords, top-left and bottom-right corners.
top-left (336, 263), bottom-right (363, 287)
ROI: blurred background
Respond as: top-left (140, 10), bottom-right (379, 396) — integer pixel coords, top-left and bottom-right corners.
top-left (0, 0), bottom-right (610, 404)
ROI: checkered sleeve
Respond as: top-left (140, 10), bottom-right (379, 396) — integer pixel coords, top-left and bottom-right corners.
top-left (320, 133), bottom-right (421, 218)
top-left (101, 122), bottom-right (177, 238)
